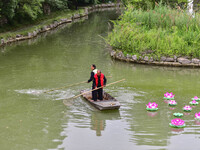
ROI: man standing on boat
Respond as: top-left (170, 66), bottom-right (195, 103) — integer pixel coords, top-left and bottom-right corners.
top-left (88, 64), bottom-right (98, 101)
top-left (94, 70), bottom-right (107, 101)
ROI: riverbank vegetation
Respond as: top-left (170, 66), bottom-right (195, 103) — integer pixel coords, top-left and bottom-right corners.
top-left (0, 9), bottom-right (84, 40)
top-left (108, 0), bottom-right (200, 58)
top-left (0, 0), bottom-right (117, 43)
top-left (0, 0), bottom-right (116, 31)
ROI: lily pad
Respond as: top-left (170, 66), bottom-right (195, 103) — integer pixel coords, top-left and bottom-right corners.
top-left (146, 107), bottom-right (158, 111)
top-left (192, 98), bottom-right (200, 101)
top-left (169, 123), bottom-right (186, 128)
top-left (189, 101), bottom-right (199, 105)
top-left (164, 97), bottom-right (174, 100)
top-left (173, 113), bottom-right (183, 117)
top-left (169, 103), bottom-right (177, 106)
top-left (183, 108), bottom-right (192, 112)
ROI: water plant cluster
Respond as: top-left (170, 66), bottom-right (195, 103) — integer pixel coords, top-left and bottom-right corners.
top-left (146, 93), bottom-right (200, 128)
top-left (108, 4), bottom-right (200, 58)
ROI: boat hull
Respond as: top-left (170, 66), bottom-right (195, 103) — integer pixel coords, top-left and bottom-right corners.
top-left (80, 90), bottom-right (120, 110)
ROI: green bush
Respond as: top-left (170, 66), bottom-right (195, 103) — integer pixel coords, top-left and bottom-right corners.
top-left (108, 4), bottom-right (200, 58)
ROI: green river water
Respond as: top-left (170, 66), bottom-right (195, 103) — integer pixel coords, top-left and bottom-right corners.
top-left (1, 10), bottom-right (200, 150)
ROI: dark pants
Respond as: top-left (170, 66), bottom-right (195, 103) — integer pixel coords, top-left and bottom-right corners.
top-left (92, 86), bottom-right (96, 101)
top-left (93, 88), bottom-right (103, 101)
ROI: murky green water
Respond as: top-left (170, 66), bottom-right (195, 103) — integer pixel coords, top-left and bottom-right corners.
top-left (1, 10), bottom-right (200, 150)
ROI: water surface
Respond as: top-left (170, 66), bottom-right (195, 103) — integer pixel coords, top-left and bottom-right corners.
top-left (0, 10), bottom-right (200, 150)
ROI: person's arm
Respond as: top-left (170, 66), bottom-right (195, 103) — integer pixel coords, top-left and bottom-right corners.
top-left (104, 76), bottom-right (107, 86)
top-left (88, 72), bottom-right (94, 83)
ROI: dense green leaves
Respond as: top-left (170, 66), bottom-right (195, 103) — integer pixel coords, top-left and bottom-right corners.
top-left (0, 0), bottom-right (116, 24)
top-left (17, 0), bottom-right (44, 20)
top-left (108, 4), bottom-right (200, 58)
top-left (0, 0), bottom-right (18, 19)
top-left (44, 0), bottom-right (68, 10)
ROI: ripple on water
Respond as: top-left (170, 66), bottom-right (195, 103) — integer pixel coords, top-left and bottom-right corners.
top-left (15, 89), bottom-right (76, 101)
top-left (15, 89), bottom-right (44, 95)
top-left (67, 103), bottom-right (92, 127)
top-left (108, 88), bottom-right (144, 104)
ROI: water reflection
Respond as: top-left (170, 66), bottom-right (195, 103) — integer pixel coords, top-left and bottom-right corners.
top-left (90, 110), bottom-right (120, 136)
top-left (147, 111), bottom-right (158, 117)
top-left (170, 128), bottom-right (184, 133)
top-left (184, 112), bottom-right (191, 116)
top-left (169, 107), bottom-right (176, 110)
top-left (1, 5), bottom-right (200, 150)
top-left (164, 100), bottom-right (169, 104)
top-left (195, 120), bottom-right (200, 125)
top-left (91, 113), bottom-right (106, 136)
top-left (192, 105), bottom-right (197, 109)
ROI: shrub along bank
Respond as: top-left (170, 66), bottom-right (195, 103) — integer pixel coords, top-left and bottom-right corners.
top-left (0, 0), bottom-right (116, 27)
top-left (0, 3), bottom-right (119, 47)
top-left (0, 9), bottom-right (85, 41)
top-left (107, 4), bottom-right (200, 61)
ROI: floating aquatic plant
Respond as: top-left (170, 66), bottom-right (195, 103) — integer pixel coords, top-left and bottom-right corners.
top-left (183, 105), bottom-right (192, 112)
top-left (169, 118), bottom-right (186, 128)
top-left (173, 113), bottom-right (183, 117)
top-left (168, 100), bottom-right (177, 106)
top-left (195, 112), bottom-right (200, 120)
top-left (164, 92), bottom-right (175, 100)
top-left (189, 100), bottom-right (199, 105)
top-left (146, 102), bottom-right (158, 111)
top-left (192, 96), bottom-right (200, 101)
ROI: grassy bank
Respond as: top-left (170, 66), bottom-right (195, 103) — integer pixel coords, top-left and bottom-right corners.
top-left (108, 4), bottom-right (200, 58)
top-left (0, 9), bottom-right (84, 41)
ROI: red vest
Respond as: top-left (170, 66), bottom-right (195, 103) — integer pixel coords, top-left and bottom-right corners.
top-left (94, 73), bottom-right (104, 87)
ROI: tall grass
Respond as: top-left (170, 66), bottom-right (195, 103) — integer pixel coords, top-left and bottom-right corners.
top-left (108, 4), bottom-right (200, 58)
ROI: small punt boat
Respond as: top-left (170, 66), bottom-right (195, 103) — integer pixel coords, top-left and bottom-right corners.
top-left (80, 90), bottom-right (120, 110)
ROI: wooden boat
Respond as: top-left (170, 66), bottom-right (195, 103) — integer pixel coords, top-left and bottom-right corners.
top-left (80, 90), bottom-right (120, 110)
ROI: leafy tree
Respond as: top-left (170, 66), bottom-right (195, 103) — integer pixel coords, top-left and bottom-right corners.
top-left (68, 0), bottom-right (116, 9)
top-left (0, 0), bottom-right (117, 26)
top-left (44, 0), bottom-right (68, 10)
top-left (0, 0), bottom-right (18, 20)
top-left (16, 0), bottom-right (44, 20)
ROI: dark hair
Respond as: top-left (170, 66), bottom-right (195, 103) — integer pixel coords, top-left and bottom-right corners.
top-left (92, 64), bottom-right (96, 69)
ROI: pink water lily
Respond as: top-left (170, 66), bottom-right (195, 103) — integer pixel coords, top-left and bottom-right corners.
top-left (146, 102), bottom-right (158, 109)
top-left (171, 118), bottom-right (185, 126)
top-left (169, 100), bottom-right (177, 105)
top-left (183, 105), bottom-right (192, 110)
top-left (195, 112), bottom-right (200, 119)
top-left (164, 92), bottom-right (174, 98)
top-left (192, 100), bottom-right (197, 104)
top-left (194, 96), bottom-right (199, 100)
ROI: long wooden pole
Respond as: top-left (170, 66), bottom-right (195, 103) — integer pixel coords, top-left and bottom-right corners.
top-left (66, 78), bottom-right (125, 100)
top-left (44, 81), bottom-right (86, 93)
top-left (44, 76), bottom-right (112, 93)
